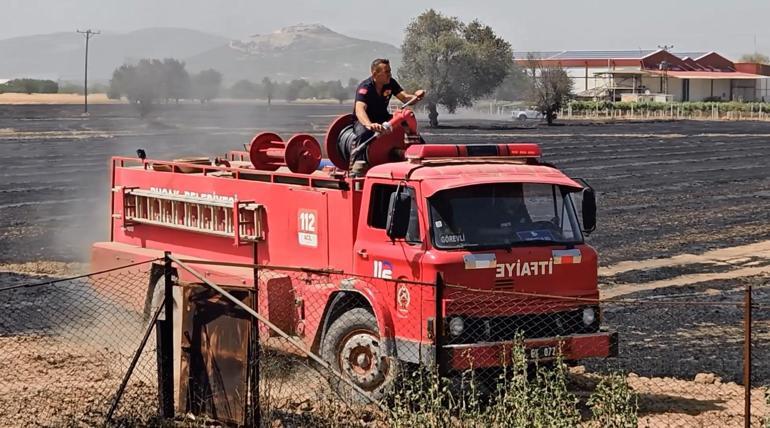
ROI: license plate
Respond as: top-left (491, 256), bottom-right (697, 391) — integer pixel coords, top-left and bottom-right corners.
top-left (527, 345), bottom-right (558, 360)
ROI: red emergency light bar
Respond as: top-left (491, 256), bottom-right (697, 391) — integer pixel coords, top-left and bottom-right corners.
top-left (405, 143), bottom-right (541, 160)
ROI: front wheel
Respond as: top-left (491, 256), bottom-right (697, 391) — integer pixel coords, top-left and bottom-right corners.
top-left (320, 308), bottom-right (397, 403)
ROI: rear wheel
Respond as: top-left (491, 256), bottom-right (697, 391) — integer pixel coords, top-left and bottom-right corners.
top-left (320, 308), bottom-right (397, 402)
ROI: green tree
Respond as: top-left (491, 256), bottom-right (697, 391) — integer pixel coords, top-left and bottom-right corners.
top-left (108, 59), bottom-right (166, 116)
top-left (399, 10), bottom-right (513, 126)
top-left (285, 79), bottom-right (309, 102)
top-left (192, 69), bottom-right (222, 103)
top-left (526, 55), bottom-right (573, 125)
top-left (132, 59), bottom-right (165, 114)
top-left (344, 78), bottom-right (360, 102)
top-left (346, 78), bottom-right (359, 92)
top-left (0, 79), bottom-right (58, 94)
top-left (230, 79), bottom-right (260, 99)
top-left (298, 84), bottom-right (317, 100)
top-left (329, 80), bottom-right (349, 104)
top-left (739, 52), bottom-right (770, 64)
top-left (261, 77), bottom-right (274, 105)
top-left (161, 58), bottom-right (190, 103)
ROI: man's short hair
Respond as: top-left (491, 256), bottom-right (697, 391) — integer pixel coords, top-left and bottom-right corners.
top-left (371, 58), bottom-right (390, 72)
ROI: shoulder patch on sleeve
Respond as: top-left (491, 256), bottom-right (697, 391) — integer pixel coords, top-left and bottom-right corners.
top-left (358, 88), bottom-right (368, 95)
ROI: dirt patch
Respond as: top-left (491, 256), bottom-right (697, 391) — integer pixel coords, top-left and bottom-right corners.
top-left (571, 368), bottom-right (767, 427)
top-left (600, 241), bottom-right (770, 277)
top-left (0, 129), bottom-right (116, 141)
top-left (599, 240), bottom-right (770, 299)
top-left (0, 261), bottom-right (88, 278)
top-left (0, 335), bottom-right (157, 427)
top-left (595, 275), bottom-right (770, 385)
top-left (602, 262), bottom-right (736, 285)
top-left (0, 93), bottom-right (121, 105)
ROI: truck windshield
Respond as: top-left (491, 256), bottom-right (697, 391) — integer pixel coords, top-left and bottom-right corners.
top-left (428, 183), bottom-right (583, 250)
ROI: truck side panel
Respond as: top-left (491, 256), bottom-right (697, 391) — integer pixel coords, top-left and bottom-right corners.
top-left (110, 165), bottom-right (357, 272)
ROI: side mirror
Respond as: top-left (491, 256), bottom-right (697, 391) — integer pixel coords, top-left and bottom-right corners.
top-left (581, 187), bottom-right (597, 235)
top-left (386, 190), bottom-right (412, 240)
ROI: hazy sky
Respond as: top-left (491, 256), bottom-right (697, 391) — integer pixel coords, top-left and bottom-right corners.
top-left (2, 0), bottom-right (768, 59)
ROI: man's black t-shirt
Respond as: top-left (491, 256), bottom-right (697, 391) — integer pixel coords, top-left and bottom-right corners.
top-left (353, 77), bottom-right (403, 124)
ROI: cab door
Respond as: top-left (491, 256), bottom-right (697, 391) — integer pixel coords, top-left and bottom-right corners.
top-left (354, 182), bottom-right (424, 279)
top-left (354, 181), bottom-right (425, 336)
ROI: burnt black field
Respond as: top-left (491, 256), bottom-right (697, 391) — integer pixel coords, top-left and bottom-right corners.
top-left (0, 102), bottom-right (769, 265)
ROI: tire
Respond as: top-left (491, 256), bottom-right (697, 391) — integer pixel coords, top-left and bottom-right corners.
top-left (517, 114), bottom-right (527, 121)
top-left (320, 307), bottom-right (397, 403)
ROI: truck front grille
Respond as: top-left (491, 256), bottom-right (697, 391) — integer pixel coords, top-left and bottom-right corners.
top-left (445, 307), bottom-right (600, 345)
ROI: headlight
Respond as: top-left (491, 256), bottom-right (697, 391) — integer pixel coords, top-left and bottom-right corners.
top-left (448, 317), bottom-right (465, 337)
top-left (582, 307), bottom-right (596, 326)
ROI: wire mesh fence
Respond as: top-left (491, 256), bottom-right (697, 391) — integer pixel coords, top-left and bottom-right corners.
top-left (0, 255), bottom-right (767, 427)
top-left (0, 260), bottom-right (163, 427)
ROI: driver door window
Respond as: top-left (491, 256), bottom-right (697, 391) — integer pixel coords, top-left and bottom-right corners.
top-left (368, 184), bottom-right (421, 243)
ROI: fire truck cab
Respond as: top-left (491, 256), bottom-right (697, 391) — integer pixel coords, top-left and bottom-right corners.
top-left (91, 112), bottom-right (616, 403)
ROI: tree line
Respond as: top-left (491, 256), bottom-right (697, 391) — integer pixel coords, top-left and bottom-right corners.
top-left (105, 59), bottom-right (366, 110)
top-left (108, 59), bottom-right (222, 106)
top-left (227, 78), bottom-right (360, 104)
top-left (0, 79), bottom-right (59, 94)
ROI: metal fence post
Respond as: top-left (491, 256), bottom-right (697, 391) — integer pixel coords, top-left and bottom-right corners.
top-left (435, 273), bottom-right (446, 376)
top-left (156, 251), bottom-right (175, 419)
top-left (246, 246), bottom-right (260, 428)
top-left (744, 283), bottom-right (752, 428)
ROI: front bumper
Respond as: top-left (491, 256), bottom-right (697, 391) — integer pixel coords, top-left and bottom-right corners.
top-left (442, 330), bottom-right (618, 370)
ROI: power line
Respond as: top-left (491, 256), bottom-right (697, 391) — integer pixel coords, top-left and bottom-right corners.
top-left (76, 29), bottom-right (100, 115)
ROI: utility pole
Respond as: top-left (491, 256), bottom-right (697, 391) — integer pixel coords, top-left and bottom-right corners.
top-left (77, 29), bottom-right (100, 115)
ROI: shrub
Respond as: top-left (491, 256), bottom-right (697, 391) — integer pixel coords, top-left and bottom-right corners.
top-left (386, 340), bottom-right (584, 427)
top-left (567, 100), bottom-right (770, 116)
top-left (587, 372), bottom-right (638, 428)
top-left (0, 78), bottom-right (59, 94)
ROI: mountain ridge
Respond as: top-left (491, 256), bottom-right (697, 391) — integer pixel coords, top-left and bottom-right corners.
top-left (0, 24), bottom-right (401, 83)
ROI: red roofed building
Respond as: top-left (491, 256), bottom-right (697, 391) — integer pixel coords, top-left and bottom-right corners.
top-left (516, 50), bottom-right (770, 102)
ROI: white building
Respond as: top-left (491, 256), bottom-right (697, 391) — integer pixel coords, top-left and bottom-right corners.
top-left (517, 50), bottom-right (770, 102)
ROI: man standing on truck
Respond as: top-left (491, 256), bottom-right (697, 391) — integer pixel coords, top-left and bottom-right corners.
top-left (347, 58), bottom-right (426, 166)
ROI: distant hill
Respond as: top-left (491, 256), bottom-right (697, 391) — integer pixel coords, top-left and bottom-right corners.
top-left (0, 28), bottom-right (228, 82)
top-left (0, 24), bottom-right (401, 84)
top-left (185, 24), bottom-right (401, 82)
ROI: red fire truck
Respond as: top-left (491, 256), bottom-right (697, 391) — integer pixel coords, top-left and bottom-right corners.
top-left (92, 109), bottom-right (616, 403)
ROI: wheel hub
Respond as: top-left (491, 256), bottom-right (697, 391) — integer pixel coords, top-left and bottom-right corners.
top-left (339, 332), bottom-right (387, 390)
